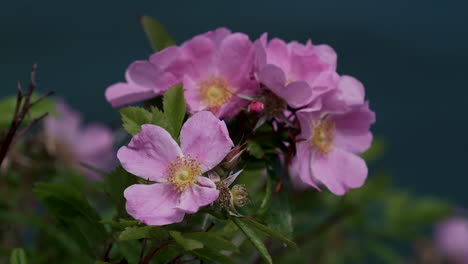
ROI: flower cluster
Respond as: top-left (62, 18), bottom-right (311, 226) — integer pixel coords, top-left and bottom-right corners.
top-left (110, 27), bottom-right (375, 225)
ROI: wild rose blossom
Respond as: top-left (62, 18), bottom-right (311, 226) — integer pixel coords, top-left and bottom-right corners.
top-left (43, 101), bottom-right (115, 179)
top-left (105, 28), bottom-right (258, 120)
top-left (118, 111), bottom-right (234, 225)
top-left (181, 28), bottom-right (257, 119)
top-left (290, 76), bottom-right (375, 195)
top-left (434, 217), bottom-right (468, 264)
top-left (254, 33), bottom-right (338, 110)
top-left (105, 46), bottom-right (182, 107)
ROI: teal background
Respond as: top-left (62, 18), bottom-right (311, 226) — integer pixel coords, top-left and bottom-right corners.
top-left (1, 1), bottom-right (467, 204)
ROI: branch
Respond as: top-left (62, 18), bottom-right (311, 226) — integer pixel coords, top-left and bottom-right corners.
top-left (0, 64), bottom-right (54, 167)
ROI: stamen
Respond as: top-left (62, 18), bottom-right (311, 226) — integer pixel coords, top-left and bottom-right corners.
top-left (165, 155), bottom-right (202, 192)
top-left (198, 76), bottom-right (233, 109)
top-left (310, 115), bottom-right (336, 155)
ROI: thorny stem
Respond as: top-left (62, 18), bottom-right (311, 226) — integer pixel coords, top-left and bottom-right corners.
top-left (0, 63), bottom-right (54, 167)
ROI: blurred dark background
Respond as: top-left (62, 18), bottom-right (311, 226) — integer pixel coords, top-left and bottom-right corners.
top-left (1, 1), bottom-right (467, 204)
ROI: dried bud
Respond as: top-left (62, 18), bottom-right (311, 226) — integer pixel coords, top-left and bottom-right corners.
top-left (230, 184), bottom-right (249, 207)
top-left (214, 180), bottom-right (231, 209)
top-left (248, 101), bottom-right (264, 114)
top-left (221, 145), bottom-right (244, 170)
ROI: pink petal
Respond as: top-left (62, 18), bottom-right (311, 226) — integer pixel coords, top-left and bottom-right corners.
top-left (124, 183), bottom-right (185, 226)
top-left (254, 33), bottom-right (268, 71)
top-left (218, 33), bottom-right (254, 83)
top-left (294, 141), bottom-right (319, 189)
top-left (149, 46), bottom-right (181, 69)
top-left (125, 61), bottom-right (161, 90)
top-left (337, 76), bottom-right (365, 107)
top-left (309, 71), bottom-right (340, 101)
top-left (117, 124), bottom-right (182, 182)
top-left (314, 44), bottom-right (337, 71)
top-left (183, 76), bottom-right (207, 114)
top-left (77, 124), bottom-right (114, 157)
top-left (258, 64), bottom-right (286, 96)
top-left (203, 27), bottom-right (232, 47)
top-left (266, 38), bottom-right (290, 71)
top-left (311, 147), bottom-right (368, 195)
top-left (177, 177), bottom-right (219, 213)
top-left (289, 42), bottom-right (336, 83)
top-left (283, 81), bottom-right (313, 108)
top-left (105, 83), bottom-right (156, 108)
top-left (180, 111), bottom-right (234, 171)
top-left (181, 35), bottom-right (215, 79)
top-left (332, 103), bottom-right (375, 154)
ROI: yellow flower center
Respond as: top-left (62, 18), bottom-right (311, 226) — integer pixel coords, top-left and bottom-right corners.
top-left (310, 115), bottom-right (336, 155)
top-left (198, 76), bottom-right (233, 109)
top-left (165, 155), bottom-right (202, 192)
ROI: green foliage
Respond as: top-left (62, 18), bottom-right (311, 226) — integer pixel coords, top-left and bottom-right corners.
top-left (118, 226), bottom-right (169, 241)
top-left (163, 84), bottom-right (186, 139)
top-left (241, 218), bottom-right (298, 250)
top-left (0, 93), bottom-right (54, 129)
top-left (103, 166), bottom-right (134, 217)
top-left (32, 183), bottom-right (107, 258)
top-left (169, 231), bottom-right (204, 251)
top-left (119, 106), bottom-right (153, 135)
top-left (232, 217), bottom-right (273, 264)
top-left (119, 85), bottom-right (186, 140)
top-left (140, 15), bottom-right (176, 51)
top-left (191, 247), bottom-right (235, 264)
top-left (9, 248), bottom-right (27, 264)
top-left (184, 232), bottom-right (238, 252)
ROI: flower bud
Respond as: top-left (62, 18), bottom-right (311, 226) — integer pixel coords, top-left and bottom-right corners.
top-left (230, 184), bottom-right (249, 207)
top-left (248, 101), bottom-right (264, 114)
top-left (220, 145), bottom-right (244, 171)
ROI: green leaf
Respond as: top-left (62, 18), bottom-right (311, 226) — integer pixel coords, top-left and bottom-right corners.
top-left (247, 141), bottom-right (264, 159)
top-left (162, 84), bottom-right (186, 139)
top-left (266, 186), bottom-right (293, 240)
top-left (232, 218), bottom-right (272, 264)
top-left (100, 220), bottom-right (139, 229)
top-left (118, 226), bottom-right (169, 241)
top-left (103, 166), bottom-right (134, 216)
top-left (115, 240), bottom-right (140, 263)
top-left (9, 248), bottom-right (27, 264)
top-left (140, 15), bottom-right (176, 51)
top-left (0, 93), bottom-right (54, 129)
top-left (184, 232), bottom-right (237, 252)
top-left (191, 247), bottom-right (235, 264)
top-left (242, 218), bottom-right (298, 249)
top-left (119, 106), bottom-right (153, 135)
top-left (33, 183), bottom-right (107, 257)
top-left (169, 231), bottom-right (204, 251)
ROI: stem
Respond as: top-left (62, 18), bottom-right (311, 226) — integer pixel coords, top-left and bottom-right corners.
top-left (140, 241), bottom-right (172, 264)
top-left (0, 64), bottom-right (54, 167)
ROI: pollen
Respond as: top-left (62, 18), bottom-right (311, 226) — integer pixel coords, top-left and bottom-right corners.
top-left (310, 115), bottom-right (336, 155)
top-left (198, 76), bottom-right (233, 109)
top-left (165, 155), bottom-right (202, 192)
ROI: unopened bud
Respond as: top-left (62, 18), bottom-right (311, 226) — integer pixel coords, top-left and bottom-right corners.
top-left (248, 101), bottom-right (264, 114)
top-left (221, 145), bottom-right (244, 170)
top-left (230, 184), bottom-right (249, 207)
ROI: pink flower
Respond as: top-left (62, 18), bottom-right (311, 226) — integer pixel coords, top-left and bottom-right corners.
top-left (118, 111), bottom-right (234, 225)
top-left (43, 101), bottom-right (115, 179)
top-left (105, 46), bottom-right (183, 107)
top-left (435, 217), bottom-right (468, 264)
top-left (181, 28), bottom-right (258, 120)
top-left (290, 76), bottom-right (375, 195)
top-left (255, 33), bottom-right (337, 108)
